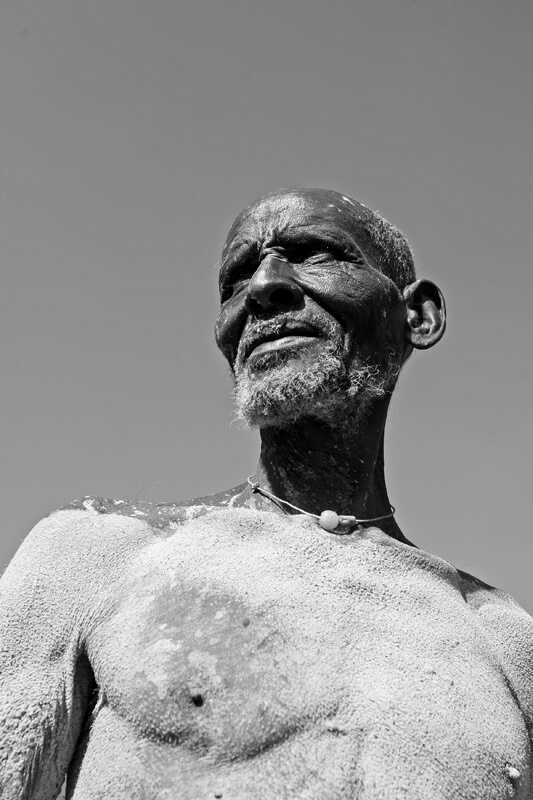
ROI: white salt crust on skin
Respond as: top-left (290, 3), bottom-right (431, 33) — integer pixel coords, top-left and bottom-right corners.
top-left (1, 505), bottom-right (533, 800)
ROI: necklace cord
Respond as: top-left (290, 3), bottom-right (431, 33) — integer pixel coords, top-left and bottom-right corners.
top-left (246, 477), bottom-right (395, 526)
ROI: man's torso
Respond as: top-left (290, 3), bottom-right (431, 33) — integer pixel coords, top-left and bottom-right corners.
top-left (50, 497), bottom-right (533, 800)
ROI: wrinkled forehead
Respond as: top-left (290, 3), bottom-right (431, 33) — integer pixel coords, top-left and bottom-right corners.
top-left (221, 188), bottom-right (371, 258)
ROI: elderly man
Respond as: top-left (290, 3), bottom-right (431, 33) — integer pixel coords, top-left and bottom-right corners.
top-left (1, 188), bottom-right (532, 800)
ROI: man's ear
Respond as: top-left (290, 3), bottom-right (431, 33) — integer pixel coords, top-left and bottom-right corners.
top-left (403, 280), bottom-right (446, 350)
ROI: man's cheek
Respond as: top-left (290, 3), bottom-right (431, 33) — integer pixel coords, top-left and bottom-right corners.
top-left (214, 301), bottom-right (248, 365)
top-left (303, 268), bottom-right (397, 334)
top-left (303, 282), bottom-right (373, 333)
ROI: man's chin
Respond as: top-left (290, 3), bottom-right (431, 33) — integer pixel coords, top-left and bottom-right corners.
top-left (232, 350), bottom-right (392, 430)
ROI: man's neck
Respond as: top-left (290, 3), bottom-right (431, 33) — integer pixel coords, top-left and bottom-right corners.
top-left (249, 398), bottom-right (408, 543)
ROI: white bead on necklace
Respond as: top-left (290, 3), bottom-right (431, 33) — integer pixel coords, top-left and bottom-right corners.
top-left (247, 477), bottom-right (395, 535)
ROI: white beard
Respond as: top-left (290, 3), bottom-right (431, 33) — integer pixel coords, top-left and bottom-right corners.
top-left (233, 340), bottom-right (397, 430)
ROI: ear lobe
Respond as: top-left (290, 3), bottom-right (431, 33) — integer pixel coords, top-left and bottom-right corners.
top-left (403, 280), bottom-right (446, 350)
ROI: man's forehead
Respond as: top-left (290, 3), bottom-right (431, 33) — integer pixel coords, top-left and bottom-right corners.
top-left (223, 188), bottom-right (370, 253)
top-left (251, 188), bottom-right (368, 220)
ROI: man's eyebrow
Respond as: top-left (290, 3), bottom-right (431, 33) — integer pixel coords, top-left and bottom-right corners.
top-left (275, 226), bottom-right (362, 254)
top-left (276, 220), bottom-right (348, 241)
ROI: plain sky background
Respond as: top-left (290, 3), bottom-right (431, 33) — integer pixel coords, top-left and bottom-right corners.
top-left (1, 0), bottom-right (532, 610)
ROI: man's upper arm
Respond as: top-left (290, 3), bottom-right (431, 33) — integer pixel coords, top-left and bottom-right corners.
top-left (0, 511), bottom-right (97, 800)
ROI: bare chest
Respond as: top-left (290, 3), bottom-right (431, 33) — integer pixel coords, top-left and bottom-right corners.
top-left (84, 508), bottom-right (530, 797)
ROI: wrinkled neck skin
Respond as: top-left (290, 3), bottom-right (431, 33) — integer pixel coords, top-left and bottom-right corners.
top-left (247, 396), bottom-right (411, 544)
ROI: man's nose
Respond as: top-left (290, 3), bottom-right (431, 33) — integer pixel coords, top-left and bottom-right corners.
top-left (245, 255), bottom-right (304, 315)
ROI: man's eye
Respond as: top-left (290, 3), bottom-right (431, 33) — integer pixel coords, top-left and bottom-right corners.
top-left (287, 245), bottom-right (343, 263)
top-left (220, 258), bottom-right (257, 302)
top-left (220, 277), bottom-right (247, 303)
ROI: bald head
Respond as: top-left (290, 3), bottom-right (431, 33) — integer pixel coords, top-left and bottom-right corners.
top-left (222, 188), bottom-right (416, 292)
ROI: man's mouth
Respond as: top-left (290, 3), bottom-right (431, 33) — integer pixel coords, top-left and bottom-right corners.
top-left (249, 334), bottom-right (318, 358)
top-left (243, 322), bottom-right (322, 362)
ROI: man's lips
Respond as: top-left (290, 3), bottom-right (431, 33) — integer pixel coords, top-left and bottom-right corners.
top-left (243, 322), bottom-right (322, 361)
top-left (250, 335), bottom-right (318, 358)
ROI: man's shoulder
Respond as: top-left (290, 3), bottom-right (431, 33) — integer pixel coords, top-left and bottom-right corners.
top-left (2, 489), bottom-right (231, 615)
top-left (457, 567), bottom-right (533, 725)
top-left (7, 483), bottom-right (248, 574)
top-left (4, 496), bottom-right (154, 577)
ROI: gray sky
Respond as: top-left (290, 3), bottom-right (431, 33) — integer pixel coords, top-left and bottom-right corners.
top-left (1, 0), bottom-right (532, 610)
